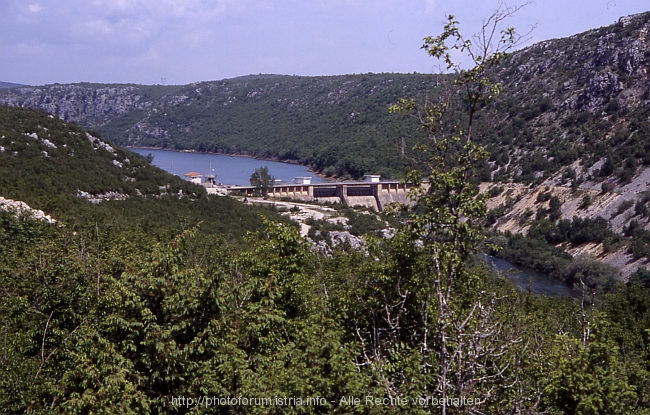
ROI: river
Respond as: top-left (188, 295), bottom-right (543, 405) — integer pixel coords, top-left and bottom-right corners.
top-left (129, 148), bottom-right (327, 186)
top-left (484, 255), bottom-right (577, 298)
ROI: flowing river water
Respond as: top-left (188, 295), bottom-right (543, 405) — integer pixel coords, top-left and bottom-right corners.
top-left (484, 255), bottom-right (577, 298)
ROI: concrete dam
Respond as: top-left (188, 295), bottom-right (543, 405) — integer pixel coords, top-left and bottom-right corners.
top-left (227, 179), bottom-right (414, 212)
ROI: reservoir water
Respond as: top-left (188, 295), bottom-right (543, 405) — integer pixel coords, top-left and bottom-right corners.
top-left (129, 148), bottom-right (327, 186)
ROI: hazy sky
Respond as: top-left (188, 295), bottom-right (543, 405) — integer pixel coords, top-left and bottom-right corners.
top-left (1, 0), bottom-right (647, 86)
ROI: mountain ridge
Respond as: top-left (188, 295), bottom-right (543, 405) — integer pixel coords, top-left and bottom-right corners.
top-left (0, 81), bottom-right (27, 89)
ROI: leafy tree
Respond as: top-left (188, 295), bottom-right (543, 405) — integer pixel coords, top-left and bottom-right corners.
top-left (543, 314), bottom-right (638, 414)
top-left (249, 166), bottom-right (275, 196)
top-left (382, 4), bottom-right (531, 413)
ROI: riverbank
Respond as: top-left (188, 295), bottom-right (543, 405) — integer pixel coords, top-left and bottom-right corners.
top-left (484, 254), bottom-right (577, 298)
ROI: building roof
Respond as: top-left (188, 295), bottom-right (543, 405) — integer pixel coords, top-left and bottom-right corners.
top-left (183, 171), bottom-right (202, 177)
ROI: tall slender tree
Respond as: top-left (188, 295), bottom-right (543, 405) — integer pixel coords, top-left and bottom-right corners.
top-left (250, 166), bottom-right (275, 197)
top-left (389, 4), bottom-right (532, 413)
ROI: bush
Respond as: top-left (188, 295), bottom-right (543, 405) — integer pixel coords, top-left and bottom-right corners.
top-left (635, 200), bottom-right (648, 217)
top-left (486, 204), bottom-right (507, 226)
top-left (628, 268), bottom-right (650, 288)
top-left (579, 193), bottom-right (592, 210)
top-left (529, 216), bottom-right (613, 245)
top-left (614, 200), bottom-right (634, 217)
top-left (560, 254), bottom-right (621, 295)
top-left (341, 207), bottom-right (385, 236)
top-left (536, 190), bottom-right (552, 203)
top-left (488, 185), bottom-right (504, 197)
top-left (601, 181), bottom-right (615, 193)
top-left (549, 196), bottom-right (562, 221)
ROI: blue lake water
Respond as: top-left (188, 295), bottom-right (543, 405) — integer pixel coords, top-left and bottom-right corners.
top-left (129, 148), bottom-right (327, 186)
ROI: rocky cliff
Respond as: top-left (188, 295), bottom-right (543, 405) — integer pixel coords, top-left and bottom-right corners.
top-left (483, 12), bottom-right (650, 184)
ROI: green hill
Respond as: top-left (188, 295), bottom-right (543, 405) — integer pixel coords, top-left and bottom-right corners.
top-left (0, 105), bottom-right (281, 237)
top-left (0, 74), bottom-right (436, 179)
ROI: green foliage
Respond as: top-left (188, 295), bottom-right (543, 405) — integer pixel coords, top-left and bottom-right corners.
top-left (486, 203), bottom-right (508, 226)
top-left (341, 207), bottom-right (387, 236)
top-left (382, 6), bottom-right (545, 411)
top-left (492, 231), bottom-right (573, 277)
top-left (0, 209), bottom-right (48, 252)
top-left (624, 220), bottom-right (650, 260)
top-left (549, 195), bottom-right (563, 221)
top-left (543, 316), bottom-right (638, 414)
top-left (496, 218), bottom-right (620, 297)
top-left (552, 216), bottom-right (613, 245)
top-left (561, 254), bottom-right (622, 297)
top-left (0, 221), bottom-right (369, 413)
top-left (249, 165), bottom-right (274, 196)
top-left (579, 193), bottom-right (593, 210)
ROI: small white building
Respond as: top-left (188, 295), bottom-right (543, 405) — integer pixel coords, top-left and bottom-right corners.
top-left (294, 176), bottom-right (312, 185)
top-left (364, 175), bottom-right (381, 183)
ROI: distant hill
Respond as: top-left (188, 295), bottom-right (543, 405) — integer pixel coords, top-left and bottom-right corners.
top-left (0, 81), bottom-right (26, 89)
top-left (1, 13), bottom-right (649, 183)
top-left (0, 74), bottom-right (435, 179)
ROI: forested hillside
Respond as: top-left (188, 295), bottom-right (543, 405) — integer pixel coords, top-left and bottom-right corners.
top-left (2, 101), bottom-right (650, 415)
top-left (0, 105), bottom-right (283, 237)
top-left (0, 74), bottom-right (433, 179)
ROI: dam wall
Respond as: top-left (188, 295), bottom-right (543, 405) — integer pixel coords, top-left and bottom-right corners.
top-left (227, 180), bottom-right (417, 212)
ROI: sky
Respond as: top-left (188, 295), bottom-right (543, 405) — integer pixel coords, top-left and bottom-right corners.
top-left (1, 0), bottom-right (648, 86)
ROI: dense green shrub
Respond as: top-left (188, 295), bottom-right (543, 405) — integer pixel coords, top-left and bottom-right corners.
top-left (549, 196), bottom-right (562, 221)
top-left (529, 216), bottom-right (613, 246)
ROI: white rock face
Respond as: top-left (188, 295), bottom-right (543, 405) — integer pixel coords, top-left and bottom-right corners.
top-left (86, 132), bottom-right (115, 153)
top-left (76, 190), bottom-right (129, 204)
top-left (0, 196), bottom-right (56, 224)
top-left (41, 138), bottom-right (57, 149)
